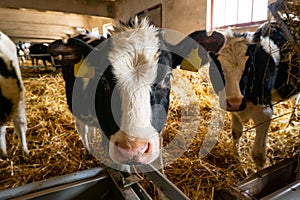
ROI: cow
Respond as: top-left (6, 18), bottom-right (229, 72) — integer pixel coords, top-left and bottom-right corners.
top-left (16, 45), bottom-right (26, 66)
top-left (192, 22), bottom-right (300, 170)
top-left (50, 31), bottom-right (106, 153)
top-left (48, 17), bottom-right (210, 167)
top-left (29, 43), bottom-right (51, 66)
top-left (0, 31), bottom-right (29, 158)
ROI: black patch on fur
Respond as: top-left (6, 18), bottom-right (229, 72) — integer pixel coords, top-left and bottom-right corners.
top-left (0, 91), bottom-right (13, 125)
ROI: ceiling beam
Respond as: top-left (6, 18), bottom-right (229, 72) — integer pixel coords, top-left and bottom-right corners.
top-left (0, 8), bottom-right (105, 28)
top-left (9, 33), bottom-right (63, 41)
top-left (0, 21), bottom-right (76, 35)
top-left (0, 0), bottom-right (116, 18)
top-left (10, 37), bottom-right (58, 43)
top-left (0, 7), bottom-right (114, 43)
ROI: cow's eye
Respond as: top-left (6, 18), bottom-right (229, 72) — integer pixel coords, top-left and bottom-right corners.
top-left (164, 73), bottom-right (172, 84)
top-left (100, 76), bottom-right (110, 93)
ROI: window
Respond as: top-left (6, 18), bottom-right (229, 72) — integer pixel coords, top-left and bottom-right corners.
top-left (210, 0), bottom-right (269, 29)
top-left (136, 4), bottom-right (162, 28)
top-left (102, 23), bottom-right (114, 38)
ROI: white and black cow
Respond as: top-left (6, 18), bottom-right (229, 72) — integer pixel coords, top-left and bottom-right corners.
top-left (49, 31), bottom-right (106, 153)
top-left (29, 43), bottom-right (51, 66)
top-left (0, 31), bottom-right (29, 158)
top-left (48, 17), bottom-right (208, 165)
top-left (193, 22), bottom-right (300, 170)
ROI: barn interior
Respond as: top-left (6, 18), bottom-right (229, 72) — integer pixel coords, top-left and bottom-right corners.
top-left (0, 0), bottom-right (299, 199)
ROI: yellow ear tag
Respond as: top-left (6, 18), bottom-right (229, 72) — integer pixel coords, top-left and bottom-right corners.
top-left (180, 47), bottom-right (202, 72)
top-left (74, 56), bottom-right (95, 78)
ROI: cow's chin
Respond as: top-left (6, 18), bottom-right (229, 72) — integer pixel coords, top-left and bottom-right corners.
top-left (222, 106), bottom-right (246, 112)
top-left (219, 101), bottom-right (246, 112)
top-left (109, 131), bottom-right (160, 165)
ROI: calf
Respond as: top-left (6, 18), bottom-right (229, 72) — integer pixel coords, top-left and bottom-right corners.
top-left (29, 43), bottom-right (51, 66)
top-left (50, 32), bottom-right (106, 153)
top-left (48, 17), bottom-right (209, 167)
top-left (193, 22), bottom-right (300, 170)
top-left (0, 31), bottom-right (29, 158)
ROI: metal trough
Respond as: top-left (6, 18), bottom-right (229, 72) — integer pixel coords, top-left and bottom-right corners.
top-left (214, 156), bottom-right (299, 199)
top-left (0, 165), bottom-right (189, 200)
top-left (0, 167), bottom-right (126, 200)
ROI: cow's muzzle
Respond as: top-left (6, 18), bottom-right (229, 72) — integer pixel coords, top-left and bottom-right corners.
top-left (109, 131), bottom-right (160, 165)
top-left (221, 96), bottom-right (246, 112)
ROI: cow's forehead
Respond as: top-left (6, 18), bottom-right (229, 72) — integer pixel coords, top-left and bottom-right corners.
top-left (218, 35), bottom-right (249, 73)
top-left (106, 17), bottom-right (161, 138)
top-left (108, 18), bottom-right (159, 88)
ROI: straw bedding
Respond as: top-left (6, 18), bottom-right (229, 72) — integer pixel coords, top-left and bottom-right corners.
top-left (0, 62), bottom-right (299, 199)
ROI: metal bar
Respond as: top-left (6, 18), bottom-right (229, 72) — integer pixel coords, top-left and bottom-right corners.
top-left (10, 173), bottom-right (109, 200)
top-left (140, 164), bottom-right (190, 200)
top-left (268, 0), bottom-right (300, 56)
top-left (0, 167), bottom-right (107, 200)
top-left (214, 156), bottom-right (298, 199)
top-left (107, 168), bottom-right (142, 200)
top-left (237, 157), bottom-right (298, 199)
top-left (29, 54), bottom-right (51, 57)
top-left (131, 183), bottom-right (153, 200)
top-left (261, 180), bottom-right (300, 200)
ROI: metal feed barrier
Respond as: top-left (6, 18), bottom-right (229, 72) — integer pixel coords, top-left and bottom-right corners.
top-left (0, 164), bottom-right (189, 200)
top-left (20, 53), bottom-right (60, 71)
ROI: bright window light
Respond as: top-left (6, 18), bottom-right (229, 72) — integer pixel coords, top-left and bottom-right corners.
top-left (211, 0), bottom-right (268, 29)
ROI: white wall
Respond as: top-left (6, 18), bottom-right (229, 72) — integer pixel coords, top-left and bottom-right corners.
top-left (115, 0), bottom-right (207, 35)
top-left (113, 0), bottom-right (280, 36)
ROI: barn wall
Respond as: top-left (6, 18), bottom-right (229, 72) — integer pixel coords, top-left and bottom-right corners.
top-left (115, 0), bottom-right (207, 35)
top-left (84, 16), bottom-right (114, 34)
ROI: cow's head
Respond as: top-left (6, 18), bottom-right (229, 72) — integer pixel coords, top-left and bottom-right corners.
top-left (192, 30), bottom-right (252, 111)
top-left (48, 17), bottom-right (210, 165)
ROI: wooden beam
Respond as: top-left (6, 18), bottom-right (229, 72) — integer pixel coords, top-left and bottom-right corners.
top-left (9, 33), bottom-right (63, 41)
top-left (0, 8), bottom-right (104, 28)
top-left (10, 37), bottom-right (57, 43)
top-left (0, 21), bottom-right (76, 35)
top-left (0, 7), bottom-right (114, 43)
top-left (0, 0), bottom-right (116, 18)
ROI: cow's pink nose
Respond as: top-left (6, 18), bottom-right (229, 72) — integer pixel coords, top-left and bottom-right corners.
top-left (115, 140), bottom-right (150, 159)
top-left (226, 97), bottom-right (243, 111)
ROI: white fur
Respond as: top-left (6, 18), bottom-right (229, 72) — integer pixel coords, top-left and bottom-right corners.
top-left (0, 31), bottom-right (28, 157)
top-left (217, 31), bottom-right (275, 170)
top-left (75, 118), bottom-right (95, 153)
top-left (217, 34), bottom-right (249, 100)
top-left (260, 36), bottom-right (280, 66)
top-left (231, 102), bottom-right (273, 170)
top-left (108, 18), bottom-right (159, 138)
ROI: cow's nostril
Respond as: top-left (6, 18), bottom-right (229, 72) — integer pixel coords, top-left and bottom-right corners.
top-left (144, 142), bottom-right (151, 153)
top-left (226, 97), bottom-right (243, 111)
top-left (227, 101), bottom-right (232, 108)
top-left (114, 140), bottom-right (150, 155)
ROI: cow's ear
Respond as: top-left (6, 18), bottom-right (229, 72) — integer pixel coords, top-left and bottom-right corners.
top-left (169, 30), bottom-right (225, 71)
top-left (188, 30), bottom-right (225, 53)
top-left (67, 38), bottom-right (94, 57)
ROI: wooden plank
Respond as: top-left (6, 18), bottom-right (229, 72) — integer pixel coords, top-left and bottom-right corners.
top-left (10, 37), bottom-right (57, 43)
top-left (0, 7), bottom-right (114, 43)
top-left (0, 21), bottom-right (76, 35)
top-left (0, 0), bottom-right (115, 18)
top-left (0, 8), bottom-right (105, 28)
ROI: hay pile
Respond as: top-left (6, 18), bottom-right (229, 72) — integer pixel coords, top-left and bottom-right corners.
top-left (279, 0), bottom-right (300, 47)
top-left (0, 67), bottom-right (299, 200)
top-left (270, 0), bottom-right (300, 59)
top-left (163, 69), bottom-right (300, 199)
top-left (0, 68), bottom-right (102, 190)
